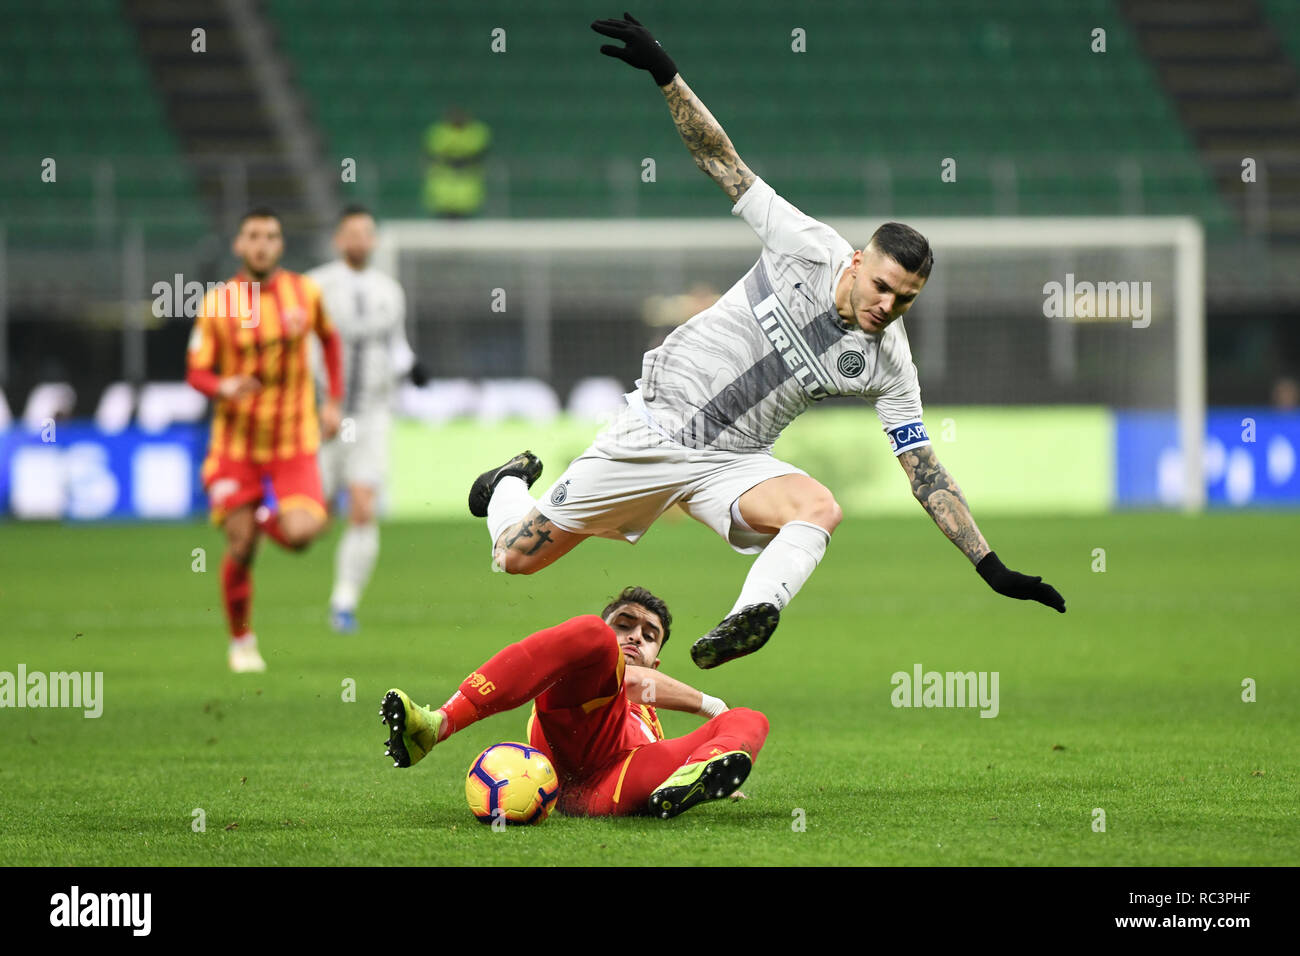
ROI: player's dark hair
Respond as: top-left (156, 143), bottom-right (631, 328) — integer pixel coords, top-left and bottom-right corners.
top-left (238, 206), bottom-right (280, 228)
top-left (868, 222), bottom-right (934, 278)
top-left (338, 203), bottom-right (374, 224)
top-left (602, 586), bottom-right (672, 647)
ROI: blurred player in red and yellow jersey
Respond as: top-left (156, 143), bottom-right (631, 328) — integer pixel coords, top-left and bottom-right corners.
top-left (379, 586), bottom-right (770, 820)
top-left (186, 207), bottom-right (344, 672)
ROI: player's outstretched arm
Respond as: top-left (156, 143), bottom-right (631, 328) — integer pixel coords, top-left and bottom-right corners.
top-left (899, 444), bottom-right (1066, 613)
top-left (624, 664), bottom-right (727, 718)
top-left (899, 444), bottom-right (989, 564)
top-left (592, 12), bottom-right (756, 203)
top-left (661, 76), bottom-right (756, 204)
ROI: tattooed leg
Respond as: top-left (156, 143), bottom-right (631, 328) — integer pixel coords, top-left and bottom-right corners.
top-left (493, 508), bottom-right (590, 575)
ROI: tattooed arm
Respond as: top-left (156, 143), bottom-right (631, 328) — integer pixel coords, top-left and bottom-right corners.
top-left (660, 76), bottom-right (756, 204)
top-left (898, 442), bottom-right (1067, 611)
top-left (590, 14), bottom-right (754, 202)
top-left (898, 444), bottom-right (990, 565)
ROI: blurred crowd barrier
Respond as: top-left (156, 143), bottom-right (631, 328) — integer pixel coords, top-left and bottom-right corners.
top-left (3, 404), bottom-right (1296, 520)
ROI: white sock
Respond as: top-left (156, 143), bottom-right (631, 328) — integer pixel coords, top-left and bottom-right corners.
top-left (331, 522), bottom-right (379, 611)
top-left (728, 519), bottom-right (830, 616)
top-left (487, 475), bottom-right (536, 548)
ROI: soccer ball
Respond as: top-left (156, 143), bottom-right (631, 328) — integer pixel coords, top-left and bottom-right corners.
top-left (465, 742), bottom-right (560, 825)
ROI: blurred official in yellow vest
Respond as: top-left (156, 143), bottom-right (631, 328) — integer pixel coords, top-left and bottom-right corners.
top-left (424, 107), bottom-right (491, 218)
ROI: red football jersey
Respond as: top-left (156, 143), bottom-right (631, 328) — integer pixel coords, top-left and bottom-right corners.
top-left (527, 694), bottom-right (664, 783)
top-left (187, 269), bottom-right (338, 463)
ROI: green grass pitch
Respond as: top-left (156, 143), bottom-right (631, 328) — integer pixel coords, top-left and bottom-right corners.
top-left (1, 511), bottom-right (1297, 866)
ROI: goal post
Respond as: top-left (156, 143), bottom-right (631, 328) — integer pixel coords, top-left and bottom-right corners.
top-left (376, 215), bottom-right (1205, 512)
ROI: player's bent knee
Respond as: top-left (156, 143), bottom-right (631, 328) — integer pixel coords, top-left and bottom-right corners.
top-left (729, 705), bottom-right (767, 725)
top-left (284, 526), bottom-right (315, 550)
top-left (793, 489), bottom-right (842, 534)
top-left (725, 706), bottom-right (770, 740)
top-left (824, 497), bottom-right (844, 533)
top-left (280, 509), bottom-right (327, 550)
top-left (348, 492), bottom-right (376, 525)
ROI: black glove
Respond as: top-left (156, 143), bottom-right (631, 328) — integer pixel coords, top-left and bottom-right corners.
top-left (407, 359), bottom-right (429, 388)
top-left (976, 552), bottom-right (1066, 613)
top-left (591, 12), bottom-right (678, 86)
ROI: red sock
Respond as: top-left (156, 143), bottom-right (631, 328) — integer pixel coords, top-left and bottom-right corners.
top-left (256, 507), bottom-right (293, 550)
top-left (438, 615), bottom-right (613, 738)
top-left (221, 554), bottom-right (253, 638)
top-left (685, 708), bottom-right (770, 765)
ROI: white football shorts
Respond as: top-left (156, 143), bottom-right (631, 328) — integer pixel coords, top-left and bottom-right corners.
top-left (319, 408), bottom-right (391, 500)
top-left (535, 401), bottom-right (805, 554)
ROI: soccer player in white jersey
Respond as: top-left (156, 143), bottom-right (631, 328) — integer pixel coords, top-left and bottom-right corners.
top-left (310, 205), bottom-right (423, 633)
top-left (469, 13), bottom-right (1066, 669)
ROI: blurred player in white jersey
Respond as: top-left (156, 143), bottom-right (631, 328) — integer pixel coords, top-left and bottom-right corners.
top-left (310, 205), bottom-right (425, 633)
top-left (470, 14), bottom-right (1066, 669)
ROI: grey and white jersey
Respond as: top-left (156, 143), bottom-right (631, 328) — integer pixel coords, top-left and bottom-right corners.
top-left (637, 177), bottom-right (927, 456)
top-left (307, 260), bottom-right (413, 414)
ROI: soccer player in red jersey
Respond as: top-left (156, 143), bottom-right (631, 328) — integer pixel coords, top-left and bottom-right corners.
top-left (186, 207), bottom-right (345, 672)
top-left (380, 586), bottom-right (770, 819)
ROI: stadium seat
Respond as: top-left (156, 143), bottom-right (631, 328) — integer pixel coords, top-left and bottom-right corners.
top-left (0, 3), bottom-right (208, 247)
top-left (1261, 0), bottom-right (1300, 69)
top-left (261, 0), bottom-right (1230, 228)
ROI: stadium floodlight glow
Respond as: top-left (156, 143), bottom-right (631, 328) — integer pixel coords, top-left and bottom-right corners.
top-left (377, 215), bottom-right (1204, 512)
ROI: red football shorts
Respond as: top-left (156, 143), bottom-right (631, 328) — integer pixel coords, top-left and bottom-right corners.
top-left (552, 708), bottom-right (770, 817)
top-left (201, 452), bottom-right (325, 525)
